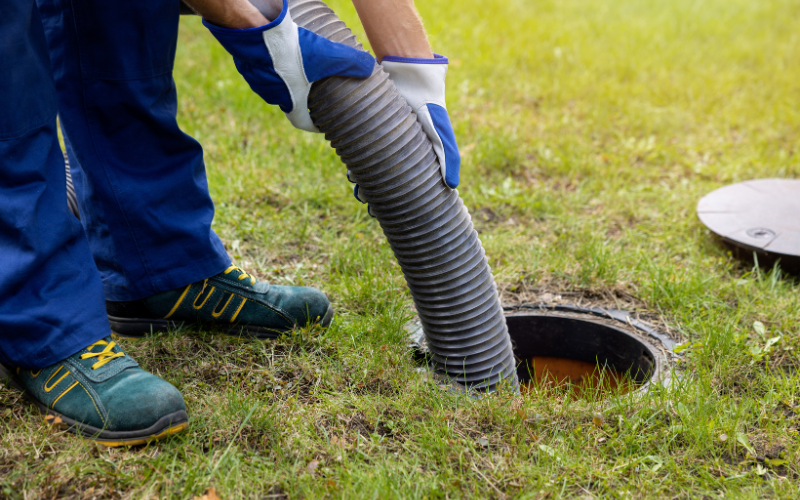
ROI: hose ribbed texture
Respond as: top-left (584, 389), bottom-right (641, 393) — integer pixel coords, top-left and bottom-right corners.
top-left (289, 0), bottom-right (518, 392)
top-left (65, 153), bottom-right (80, 219)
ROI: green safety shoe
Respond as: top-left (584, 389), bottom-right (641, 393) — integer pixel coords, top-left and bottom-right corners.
top-left (0, 337), bottom-right (188, 447)
top-left (107, 264), bottom-right (334, 340)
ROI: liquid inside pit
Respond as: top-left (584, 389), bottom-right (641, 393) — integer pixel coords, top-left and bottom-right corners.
top-left (523, 356), bottom-right (634, 398)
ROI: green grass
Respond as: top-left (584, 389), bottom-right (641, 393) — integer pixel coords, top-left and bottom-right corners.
top-left (3, 0), bottom-right (800, 498)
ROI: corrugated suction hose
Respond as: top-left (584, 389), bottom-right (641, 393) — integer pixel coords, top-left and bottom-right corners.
top-left (65, 153), bottom-right (80, 219)
top-left (289, 0), bottom-right (518, 392)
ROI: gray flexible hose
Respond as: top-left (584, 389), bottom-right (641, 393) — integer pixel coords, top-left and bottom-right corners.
top-left (288, 0), bottom-right (519, 392)
top-left (65, 153), bottom-right (80, 219)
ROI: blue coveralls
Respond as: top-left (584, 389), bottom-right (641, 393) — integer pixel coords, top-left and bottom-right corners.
top-left (0, 0), bottom-right (230, 368)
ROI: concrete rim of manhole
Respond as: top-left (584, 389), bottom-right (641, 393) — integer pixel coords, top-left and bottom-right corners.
top-left (407, 303), bottom-right (679, 397)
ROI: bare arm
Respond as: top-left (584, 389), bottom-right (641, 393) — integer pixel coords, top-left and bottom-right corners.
top-left (181, 0), bottom-right (275, 28)
top-left (184, 0), bottom-right (433, 62)
top-left (351, 0), bottom-right (433, 61)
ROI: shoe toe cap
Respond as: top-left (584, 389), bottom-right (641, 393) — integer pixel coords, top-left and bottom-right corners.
top-left (101, 369), bottom-right (186, 432)
top-left (276, 286), bottom-right (332, 328)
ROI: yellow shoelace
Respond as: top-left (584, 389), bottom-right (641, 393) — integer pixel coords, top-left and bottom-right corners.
top-left (224, 264), bottom-right (256, 285)
top-left (80, 340), bottom-right (125, 370)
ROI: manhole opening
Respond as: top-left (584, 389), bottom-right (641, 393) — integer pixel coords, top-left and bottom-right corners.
top-left (409, 305), bottom-right (675, 397)
top-left (506, 313), bottom-right (659, 398)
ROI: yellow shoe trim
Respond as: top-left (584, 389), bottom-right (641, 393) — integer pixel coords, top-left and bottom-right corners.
top-left (44, 366), bottom-right (70, 393)
top-left (212, 292), bottom-right (235, 318)
top-left (80, 340), bottom-right (125, 370)
top-left (96, 421), bottom-right (189, 448)
top-left (164, 284), bottom-right (193, 319)
top-left (51, 380), bottom-right (80, 409)
top-left (193, 283), bottom-right (215, 310)
top-left (230, 297), bottom-right (247, 323)
top-left (224, 264), bottom-right (256, 285)
top-left (30, 369), bottom-right (41, 378)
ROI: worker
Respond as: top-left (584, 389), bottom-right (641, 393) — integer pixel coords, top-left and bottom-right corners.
top-left (0, 0), bottom-right (460, 445)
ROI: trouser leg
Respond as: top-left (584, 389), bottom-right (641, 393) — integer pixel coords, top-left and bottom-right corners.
top-left (37, 0), bottom-right (230, 302)
top-left (0, 0), bottom-right (108, 369)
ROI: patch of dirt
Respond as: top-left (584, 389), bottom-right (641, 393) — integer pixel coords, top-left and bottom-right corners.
top-left (315, 408), bottom-right (407, 445)
top-left (498, 279), bottom-right (685, 345)
top-left (262, 486), bottom-right (289, 500)
top-left (234, 425), bottom-right (279, 453)
top-left (0, 472), bottom-right (123, 500)
top-left (348, 376), bottom-right (398, 398)
top-left (499, 278), bottom-right (644, 311)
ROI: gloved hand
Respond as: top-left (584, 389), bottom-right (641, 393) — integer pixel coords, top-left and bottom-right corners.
top-left (203, 0), bottom-right (375, 132)
top-left (347, 169), bottom-right (374, 217)
top-left (347, 53), bottom-right (461, 213)
top-left (382, 54), bottom-right (461, 189)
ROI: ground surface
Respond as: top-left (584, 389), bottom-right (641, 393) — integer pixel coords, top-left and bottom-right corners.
top-left (2, 0), bottom-right (800, 498)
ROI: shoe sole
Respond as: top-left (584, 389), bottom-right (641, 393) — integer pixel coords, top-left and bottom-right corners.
top-left (0, 363), bottom-right (189, 447)
top-left (109, 304), bottom-right (335, 340)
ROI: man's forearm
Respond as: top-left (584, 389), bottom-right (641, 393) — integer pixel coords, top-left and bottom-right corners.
top-left (184, 0), bottom-right (432, 61)
top-left (182, 0), bottom-right (276, 28)
top-left (351, 0), bottom-right (433, 61)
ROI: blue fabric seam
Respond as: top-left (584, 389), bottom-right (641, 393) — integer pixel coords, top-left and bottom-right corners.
top-left (0, 109), bottom-right (58, 141)
top-left (83, 112), bottom-right (160, 295)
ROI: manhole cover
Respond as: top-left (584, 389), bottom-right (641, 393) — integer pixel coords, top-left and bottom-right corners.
top-left (697, 179), bottom-right (800, 273)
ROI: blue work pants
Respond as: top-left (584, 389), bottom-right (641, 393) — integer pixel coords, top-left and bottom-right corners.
top-left (37, 0), bottom-right (229, 302)
top-left (0, 0), bottom-right (109, 368)
top-left (0, 0), bottom-right (229, 368)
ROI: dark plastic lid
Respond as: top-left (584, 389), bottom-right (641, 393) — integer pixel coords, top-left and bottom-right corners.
top-left (697, 179), bottom-right (800, 268)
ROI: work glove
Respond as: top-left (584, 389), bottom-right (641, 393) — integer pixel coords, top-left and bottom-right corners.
top-left (348, 53), bottom-right (461, 214)
top-left (203, 0), bottom-right (375, 132)
top-left (382, 54), bottom-right (461, 189)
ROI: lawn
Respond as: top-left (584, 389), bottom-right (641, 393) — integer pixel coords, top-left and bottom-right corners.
top-left (2, 0), bottom-right (800, 498)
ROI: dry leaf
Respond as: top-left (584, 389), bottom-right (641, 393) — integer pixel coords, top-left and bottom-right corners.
top-left (45, 414), bottom-right (64, 426)
top-left (193, 487), bottom-right (221, 500)
top-left (307, 460), bottom-right (320, 475)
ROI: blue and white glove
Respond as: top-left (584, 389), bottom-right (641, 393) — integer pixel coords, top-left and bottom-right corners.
top-left (382, 54), bottom-right (461, 189)
top-left (203, 0), bottom-right (375, 132)
top-left (348, 53), bottom-right (461, 213)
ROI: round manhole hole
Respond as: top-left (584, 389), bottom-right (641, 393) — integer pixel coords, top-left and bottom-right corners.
top-left (408, 305), bottom-right (675, 398)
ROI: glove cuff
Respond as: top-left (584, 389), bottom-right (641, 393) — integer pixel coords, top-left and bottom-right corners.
top-left (381, 54), bottom-right (448, 112)
top-left (381, 53), bottom-right (449, 65)
top-left (202, 0), bottom-right (289, 63)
